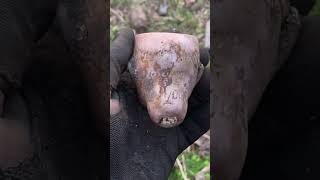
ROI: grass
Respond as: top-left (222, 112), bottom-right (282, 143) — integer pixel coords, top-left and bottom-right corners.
top-left (110, 0), bottom-right (131, 7)
top-left (110, 0), bottom-right (209, 46)
top-left (110, 25), bottom-right (119, 44)
top-left (168, 151), bottom-right (210, 180)
top-left (146, 0), bottom-right (208, 39)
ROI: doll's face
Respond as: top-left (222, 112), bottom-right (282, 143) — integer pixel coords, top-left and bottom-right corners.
top-left (129, 32), bottom-right (203, 128)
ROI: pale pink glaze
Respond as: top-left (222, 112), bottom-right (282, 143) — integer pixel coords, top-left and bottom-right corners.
top-left (129, 32), bottom-right (203, 128)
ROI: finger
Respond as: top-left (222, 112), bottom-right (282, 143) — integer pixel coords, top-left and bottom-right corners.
top-left (199, 48), bottom-right (210, 66)
top-left (0, 76), bottom-right (11, 116)
top-left (0, 90), bottom-right (33, 167)
top-left (178, 100), bottom-right (209, 151)
top-left (110, 89), bottom-right (121, 116)
top-left (187, 47), bottom-right (210, 107)
top-left (110, 28), bottom-right (135, 89)
top-left (189, 66), bottom-right (210, 107)
top-left (181, 49), bottom-right (210, 141)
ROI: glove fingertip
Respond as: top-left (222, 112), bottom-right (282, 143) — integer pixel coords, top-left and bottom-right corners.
top-left (117, 28), bottom-right (135, 44)
top-left (200, 48), bottom-right (210, 66)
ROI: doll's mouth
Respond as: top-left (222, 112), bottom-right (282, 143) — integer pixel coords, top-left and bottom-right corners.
top-left (159, 117), bottom-right (178, 128)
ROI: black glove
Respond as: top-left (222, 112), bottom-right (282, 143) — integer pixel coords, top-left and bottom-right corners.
top-left (0, 86), bottom-right (38, 179)
top-left (110, 28), bottom-right (210, 180)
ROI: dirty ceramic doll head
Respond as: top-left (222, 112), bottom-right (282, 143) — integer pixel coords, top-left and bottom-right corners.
top-left (128, 32), bottom-right (203, 128)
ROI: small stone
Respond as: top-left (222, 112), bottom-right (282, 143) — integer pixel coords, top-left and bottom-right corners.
top-left (158, 0), bottom-right (168, 16)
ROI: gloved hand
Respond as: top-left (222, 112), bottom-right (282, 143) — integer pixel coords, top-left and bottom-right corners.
top-left (0, 83), bottom-right (38, 179)
top-left (110, 28), bottom-right (210, 180)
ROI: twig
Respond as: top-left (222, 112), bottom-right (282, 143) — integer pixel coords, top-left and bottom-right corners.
top-left (176, 158), bottom-right (189, 180)
top-left (182, 154), bottom-right (187, 173)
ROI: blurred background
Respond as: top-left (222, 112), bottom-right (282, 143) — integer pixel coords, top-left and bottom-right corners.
top-left (110, 0), bottom-right (210, 48)
top-left (110, 0), bottom-right (210, 179)
top-left (311, 0), bottom-right (320, 15)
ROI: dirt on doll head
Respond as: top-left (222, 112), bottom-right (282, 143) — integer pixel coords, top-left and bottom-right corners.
top-left (129, 32), bottom-right (203, 128)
